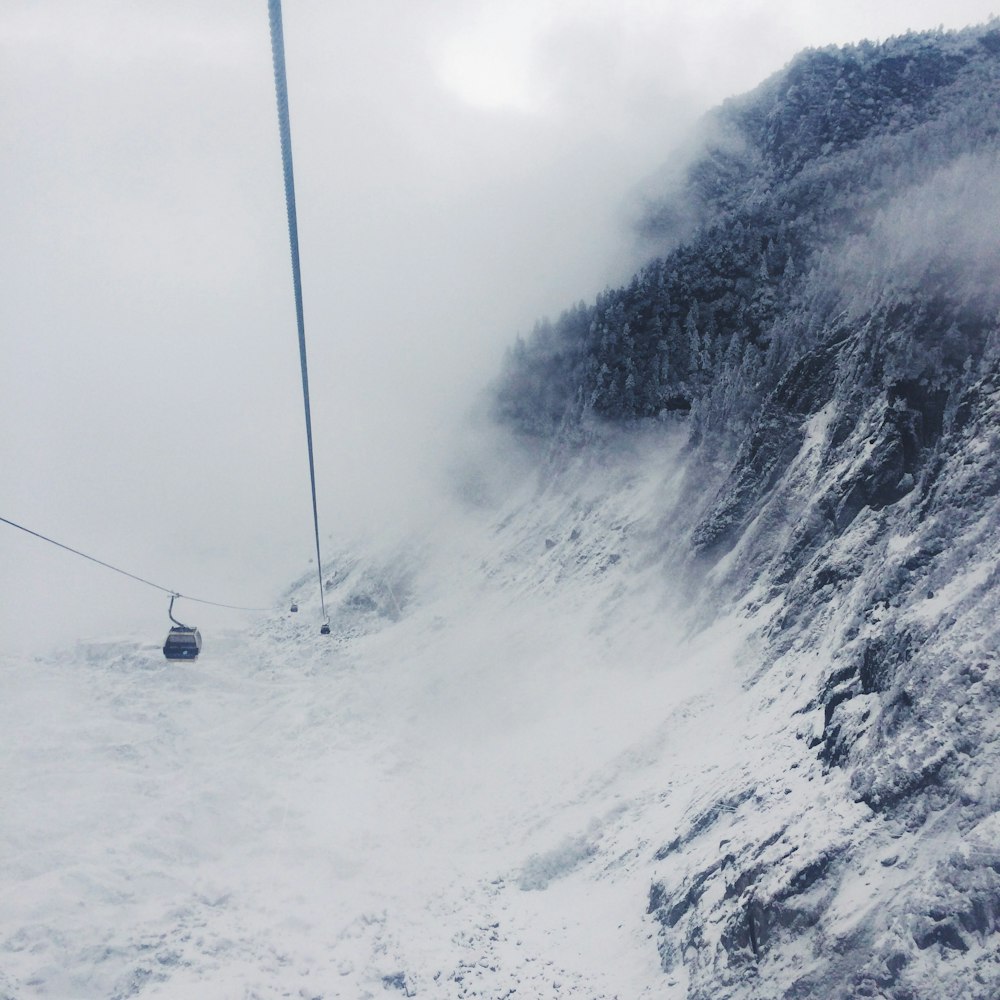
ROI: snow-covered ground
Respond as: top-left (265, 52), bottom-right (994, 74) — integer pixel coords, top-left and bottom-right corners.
top-left (4, 411), bottom-right (997, 999)
top-left (0, 427), bottom-right (744, 998)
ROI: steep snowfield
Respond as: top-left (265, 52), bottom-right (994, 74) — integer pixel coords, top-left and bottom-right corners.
top-left (2, 400), bottom-right (997, 999)
top-left (1, 427), bottom-right (748, 999)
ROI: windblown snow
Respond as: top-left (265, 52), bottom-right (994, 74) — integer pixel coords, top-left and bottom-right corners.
top-left (0, 429), bottom-right (734, 998)
top-left (3, 394), bottom-right (999, 999)
top-left (0, 432), bottom-right (783, 1000)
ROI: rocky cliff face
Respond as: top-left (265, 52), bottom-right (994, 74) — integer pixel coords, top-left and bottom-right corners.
top-left (639, 348), bottom-right (1000, 999)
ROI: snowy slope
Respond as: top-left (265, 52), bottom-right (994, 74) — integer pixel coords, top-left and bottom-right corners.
top-left (2, 381), bottom-right (998, 999)
top-left (0, 426), bottom-right (747, 999)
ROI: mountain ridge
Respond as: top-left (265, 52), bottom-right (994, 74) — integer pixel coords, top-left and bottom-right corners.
top-left (490, 20), bottom-right (1000, 999)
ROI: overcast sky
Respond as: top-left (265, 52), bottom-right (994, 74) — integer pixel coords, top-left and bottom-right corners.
top-left (2, 0), bottom-right (996, 653)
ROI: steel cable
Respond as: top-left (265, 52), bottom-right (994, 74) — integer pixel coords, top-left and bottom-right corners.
top-left (267, 0), bottom-right (328, 625)
top-left (0, 515), bottom-right (272, 611)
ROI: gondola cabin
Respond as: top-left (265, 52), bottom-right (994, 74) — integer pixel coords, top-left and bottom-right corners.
top-left (163, 625), bottom-right (202, 660)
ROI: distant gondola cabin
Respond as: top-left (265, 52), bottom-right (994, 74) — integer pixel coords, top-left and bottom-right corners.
top-left (163, 626), bottom-right (202, 660)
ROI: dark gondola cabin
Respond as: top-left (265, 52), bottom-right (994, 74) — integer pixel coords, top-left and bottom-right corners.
top-left (163, 625), bottom-right (202, 660)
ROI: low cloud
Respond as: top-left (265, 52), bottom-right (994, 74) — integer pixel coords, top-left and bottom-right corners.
top-left (835, 152), bottom-right (1000, 314)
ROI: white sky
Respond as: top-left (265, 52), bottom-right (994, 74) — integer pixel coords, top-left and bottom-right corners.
top-left (1, 0), bottom-right (996, 652)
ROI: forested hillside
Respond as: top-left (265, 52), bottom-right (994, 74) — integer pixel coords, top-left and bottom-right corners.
top-left (495, 23), bottom-right (1000, 448)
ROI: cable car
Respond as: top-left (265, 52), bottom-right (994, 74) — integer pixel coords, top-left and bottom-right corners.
top-left (164, 625), bottom-right (202, 660)
top-left (290, 603), bottom-right (298, 613)
top-left (320, 621), bottom-right (330, 635)
top-left (163, 594), bottom-right (202, 661)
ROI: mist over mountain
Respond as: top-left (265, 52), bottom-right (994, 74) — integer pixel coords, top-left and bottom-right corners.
top-left (497, 22), bottom-right (1000, 436)
top-left (486, 20), bottom-right (1000, 999)
top-left (3, 21), bottom-right (1000, 1000)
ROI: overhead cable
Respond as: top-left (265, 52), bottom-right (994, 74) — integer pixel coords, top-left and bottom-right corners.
top-left (0, 515), bottom-right (271, 612)
top-left (267, 0), bottom-right (328, 626)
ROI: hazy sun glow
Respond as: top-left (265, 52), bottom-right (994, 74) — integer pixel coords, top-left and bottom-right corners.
top-left (434, 6), bottom-right (552, 113)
